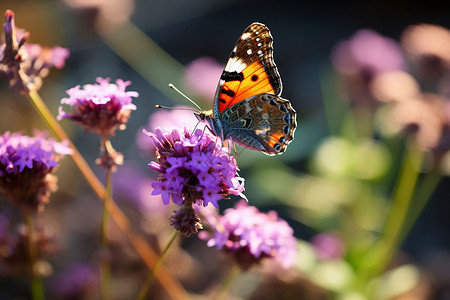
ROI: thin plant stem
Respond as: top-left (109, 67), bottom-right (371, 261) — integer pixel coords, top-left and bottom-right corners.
top-left (365, 140), bottom-right (424, 279)
top-left (400, 169), bottom-right (442, 245)
top-left (212, 264), bottom-right (240, 300)
top-left (99, 150), bottom-right (113, 300)
top-left (319, 64), bottom-right (348, 136)
top-left (136, 230), bottom-right (180, 300)
top-left (25, 90), bottom-right (190, 299)
top-left (23, 210), bottom-right (44, 300)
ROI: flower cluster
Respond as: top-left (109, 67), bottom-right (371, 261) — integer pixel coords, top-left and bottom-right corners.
top-left (199, 201), bottom-right (297, 270)
top-left (0, 10), bottom-right (69, 94)
top-left (58, 77), bottom-right (138, 138)
top-left (147, 128), bottom-right (244, 208)
top-left (146, 128), bottom-right (245, 235)
top-left (0, 130), bottom-right (72, 212)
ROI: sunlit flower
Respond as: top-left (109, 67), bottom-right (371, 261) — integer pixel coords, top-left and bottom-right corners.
top-left (50, 264), bottom-right (98, 300)
top-left (58, 77), bottom-right (138, 138)
top-left (401, 24), bottom-right (450, 82)
top-left (199, 200), bottom-right (297, 270)
top-left (0, 10), bottom-right (69, 94)
top-left (184, 57), bottom-right (223, 100)
top-left (380, 93), bottom-right (447, 150)
top-left (370, 71), bottom-right (421, 103)
top-left (146, 127), bottom-right (245, 236)
top-left (331, 29), bottom-right (405, 106)
top-left (332, 29), bottom-right (405, 77)
top-left (0, 130), bottom-right (72, 212)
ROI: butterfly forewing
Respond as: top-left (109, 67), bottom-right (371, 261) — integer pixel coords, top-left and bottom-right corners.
top-left (205, 22), bottom-right (297, 155)
top-left (215, 23), bottom-right (283, 114)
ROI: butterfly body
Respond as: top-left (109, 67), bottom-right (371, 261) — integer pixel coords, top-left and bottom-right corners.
top-left (197, 22), bottom-right (297, 156)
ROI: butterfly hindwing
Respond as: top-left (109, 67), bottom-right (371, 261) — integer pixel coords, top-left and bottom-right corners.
top-left (214, 23), bottom-right (282, 115)
top-left (220, 93), bottom-right (296, 155)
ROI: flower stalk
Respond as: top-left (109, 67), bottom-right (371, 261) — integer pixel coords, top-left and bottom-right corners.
top-left (99, 155), bottom-right (113, 300)
top-left (212, 264), bottom-right (240, 300)
top-left (23, 210), bottom-right (44, 300)
top-left (365, 139), bottom-right (425, 281)
top-left (136, 230), bottom-right (180, 300)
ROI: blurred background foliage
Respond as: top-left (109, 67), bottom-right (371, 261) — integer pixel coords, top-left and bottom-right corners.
top-left (1, 0), bottom-right (450, 299)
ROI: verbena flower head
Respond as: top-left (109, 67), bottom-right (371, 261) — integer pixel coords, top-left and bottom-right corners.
top-left (57, 77), bottom-right (138, 138)
top-left (199, 200), bottom-right (297, 270)
top-left (146, 127), bottom-right (245, 236)
top-left (0, 10), bottom-right (69, 94)
top-left (331, 29), bottom-right (405, 106)
top-left (331, 29), bottom-right (405, 78)
top-left (0, 130), bottom-right (72, 212)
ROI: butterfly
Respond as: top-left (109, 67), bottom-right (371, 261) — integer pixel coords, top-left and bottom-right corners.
top-left (195, 22), bottom-right (297, 156)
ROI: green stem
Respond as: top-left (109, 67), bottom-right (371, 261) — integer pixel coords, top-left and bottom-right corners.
top-left (99, 137), bottom-right (113, 300)
top-left (319, 64), bottom-right (347, 136)
top-left (23, 210), bottom-right (44, 300)
top-left (401, 169), bottom-right (441, 244)
top-left (136, 230), bottom-right (180, 300)
top-left (212, 264), bottom-right (240, 300)
top-left (366, 141), bottom-right (424, 279)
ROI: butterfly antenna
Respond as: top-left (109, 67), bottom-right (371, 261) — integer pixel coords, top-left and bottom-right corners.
top-left (169, 83), bottom-right (203, 111)
top-left (155, 105), bottom-right (198, 111)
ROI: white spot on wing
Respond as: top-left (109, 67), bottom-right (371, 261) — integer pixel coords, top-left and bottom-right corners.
top-left (225, 57), bottom-right (247, 73)
top-left (241, 32), bottom-right (251, 40)
top-left (257, 50), bottom-right (263, 55)
top-left (247, 49), bottom-right (252, 55)
top-left (257, 42), bottom-right (262, 47)
top-left (256, 37), bottom-right (260, 42)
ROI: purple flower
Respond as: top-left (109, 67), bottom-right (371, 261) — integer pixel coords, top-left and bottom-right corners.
top-left (146, 127), bottom-right (245, 236)
top-left (57, 77), bottom-right (138, 138)
top-left (147, 128), bottom-right (244, 208)
top-left (199, 200), bottom-right (297, 270)
top-left (331, 29), bottom-right (405, 77)
top-left (50, 264), bottom-right (98, 300)
top-left (0, 130), bottom-right (72, 212)
top-left (311, 232), bottom-right (346, 260)
top-left (330, 29), bottom-right (406, 106)
top-left (184, 57), bottom-right (223, 100)
top-left (0, 10), bottom-right (70, 94)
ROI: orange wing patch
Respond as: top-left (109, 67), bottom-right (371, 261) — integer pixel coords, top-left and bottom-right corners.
top-left (218, 61), bottom-right (276, 113)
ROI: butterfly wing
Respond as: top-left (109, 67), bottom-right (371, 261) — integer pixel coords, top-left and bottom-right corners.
top-left (211, 22), bottom-right (297, 155)
top-left (220, 93), bottom-right (296, 155)
top-left (213, 22), bottom-right (282, 117)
